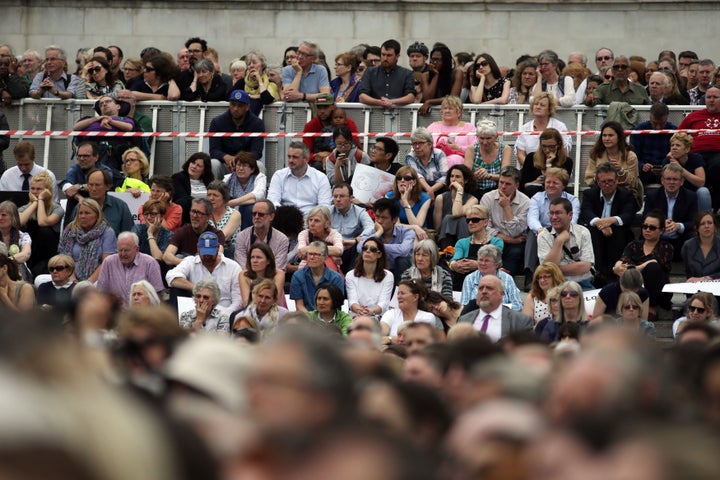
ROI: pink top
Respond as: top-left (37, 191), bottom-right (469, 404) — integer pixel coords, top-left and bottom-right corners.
top-left (297, 228), bottom-right (344, 267)
top-left (427, 121), bottom-right (477, 166)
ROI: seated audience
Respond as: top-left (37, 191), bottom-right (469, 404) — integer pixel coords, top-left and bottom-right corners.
top-left (404, 127), bottom-right (448, 199)
top-left (325, 125), bottom-right (370, 187)
top-left (449, 204), bottom-right (504, 290)
top-left (308, 283), bottom-right (352, 335)
top-left (289, 241), bottom-right (344, 312)
top-left (664, 132), bottom-right (711, 212)
top-left (18, 171), bottom-right (63, 276)
top-left (297, 205), bottom-right (344, 270)
top-left (682, 211), bottom-right (720, 282)
top-left (401, 239), bottom-right (453, 298)
top-left (380, 279), bottom-right (438, 342)
top-left (139, 175), bottom-right (183, 232)
top-left (301, 94), bottom-right (358, 169)
top-left (36, 254), bottom-right (76, 311)
top-left (163, 198), bottom-right (225, 267)
top-left (460, 244), bottom-right (522, 312)
top-left (234, 199), bottom-right (289, 271)
top-left (115, 148), bottom-right (150, 197)
top-left (223, 152), bottom-right (267, 230)
top-left (592, 268), bottom-right (649, 319)
top-left (57, 198), bottom-right (116, 282)
top-left (235, 278), bottom-right (288, 332)
top-left (514, 93), bottom-right (571, 166)
top-left (239, 243), bottom-right (285, 308)
top-left (673, 292), bottom-right (719, 338)
top-left (0, 252), bottom-right (34, 312)
top-left (522, 262), bottom-right (565, 326)
top-left (172, 152), bottom-right (214, 225)
top-left (207, 180), bottom-right (242, 259)
top-left (368, 136), bottom-right (401, 176)
top-left (631, 103), bottom-right (677, 186)
top-left (68, 168), bottom-right (133, 237)
top-left (128, 280), bottom-right (162, 308)
top-left (346, 237), bottom-right (394, 318)
top-left (535, 280), bottom-right (589, 343)
top-left (132, 199), bottom-right (173, 261)
top-left (426, 96), bottom-right (476, 167)
top-left (179, 279), bottom-right (230, 333)
top-left (616, 291), bottom-right (655, 337)
top-left (434, 164), bottom-right (478, 249)
top-left (519, 128), bottom-right (573, 198)
top-left (387, 166), bottom-right (431, 235)
top-left (330, 183), bottom-right (375, 273)
top-left (0, 201), bottom-right (31, 279)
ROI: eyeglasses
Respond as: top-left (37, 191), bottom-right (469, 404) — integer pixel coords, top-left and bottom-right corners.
top-left (49, 265), bottom-right (68, 272)
top-left (466, 217), bottom-right (486, 224)
top-left (538, 274), bottom-right (553, 280)
top-left (123, 67), bottom-right (139, 72)
top-left (641, 224), bottom-right (659, 231)
top-left (597, 56), bottom-right (612, 61)
top-left (45, 57), bottom-right (62, 62)
top-left (371, 146), bottom-right (385, 152)
top-left (297, 51), bottom-right (315, 58)
top-left (430, 57), bottom-right (442, 63)
top-left (396, 175), bottom-right (414, 182)
top-left (124, 158), bottom-right (139, 163)
top-left (189, 209), bottom-right (209, 217)
top-left (334, 62), bottom-right (346, 67)
top-left (411, 142), bottom-right (429, 148)
top-left (88, 66), bottom-right (102, 74)
top-left (549, 298), bottom-right (559, 303)
top-left (188, 49), bottom-right (203, 54)
top-left (194, 294), bottom-right (212, 300)
top-left (475, 61), bottom-right (489, 68)
top-left (612, 64), bottom-right (629, 71)
top-left (362, 245), bottom-right (380, 253)
top-left (622, 304), bottom-right (640, 311)
top-left (540, 144), bottom-right (558, 150)
top-left (252, 211), bottom-right (268, 217)
top-left (144, 66), bottom-right (155, 72)
top-left (335, 141), bottom-right (351, 148)
top-left (689, 305), bottom-right (707, 313)
top-left (306, 252), bottom-right (323, 258)
top-left (560, 290), bottom-right (580, 298)
top-left (145, 211), bottom-right (160, 217)
top-left (539, 62), bottom-right (553, 68)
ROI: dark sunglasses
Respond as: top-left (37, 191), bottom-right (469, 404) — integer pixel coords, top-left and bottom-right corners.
top-left (49, 265), bottom-right (69, 272)
top-left (476, 61), bottom-right (489, 68)
top-left (689, 305), bottom-right (707, 314)
top-left (144, 66), bottom-right (155, 72)
top-left (252, 211), bottom-right (268, 217)
top-left (88, 66), bottom-right (102, 74)
top-left (466, 217), bottom-right (486, 224)
top-left (362, 245), bottom-right (380, 253)
top-left (560, 290), bottom-right (580, 298)
top-left (612, 64), bottom-right (629, 71)
top-left (641, 224), bottom-right (659, 231)
top-left (622, 304), bottom-right (640, 311)
top-left (396, 175), bottom-right (414, 182)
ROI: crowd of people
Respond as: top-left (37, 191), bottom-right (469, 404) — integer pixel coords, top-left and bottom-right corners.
top-left (1, 37), bottom-right (720, 478)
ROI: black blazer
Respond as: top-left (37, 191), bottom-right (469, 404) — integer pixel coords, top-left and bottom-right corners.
top-left (172, 171), bottom-right (196, 225)
top-left (644, 186), bottom-right (698, 234)
top-left (579, 185), bottom-right (637, 229)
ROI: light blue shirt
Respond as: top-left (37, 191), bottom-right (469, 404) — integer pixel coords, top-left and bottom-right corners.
top-left (665, 191), bottom-right (683, 237)
top-left (527, 191), bottom-right (580, 233)
top-left (281, 64), bottom-right (330, 94)
top-left (404, 149), bottom-right (448, 186)
top-left (460, 270), bottom-right (523, 311)
top-left (331, 205), bottom-right (375, 239)
top-left (267, 166), bottom-right (333, 216)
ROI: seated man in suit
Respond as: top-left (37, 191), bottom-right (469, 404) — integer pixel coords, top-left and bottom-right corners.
top-left (458, 274), bottom-right (533, 342)
top-left (579, 163), bottom-right (637, 286)
top-left (644, 163), bottom-right (698, 258)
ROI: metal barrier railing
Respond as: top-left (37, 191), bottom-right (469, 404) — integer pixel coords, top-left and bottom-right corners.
top-left (1, 100), bottom-right (703, 196)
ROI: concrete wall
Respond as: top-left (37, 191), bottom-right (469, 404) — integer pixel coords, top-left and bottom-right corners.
top-left (1, 1), bottom-right (717, 70)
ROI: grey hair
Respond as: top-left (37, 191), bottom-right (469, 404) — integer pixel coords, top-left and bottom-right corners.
top-left (229, 58), bottom-right (247, 71)
top-left (288, 141), bottom-right (310, 159)
top-left (23, 49), bottom-right (41, 61)
top-left (410, 127), bottom-right (433, 145)
top-left (537, 49), bottom-right (560, 65)
top-left (308, 240), bottom-right (328, 258)
top-left (477, 244), bottom-right (502, 264)
top-left (413, 239), bottom-right (439, 269)
top-left (558, 280), bottom-right (588, 322)
top-left (45, 45), bottom-right (66, 60)
top-left (193, 279), bottom-right (221, 304)
top-left (650, 71), bottom-right (670, 87)
top-left (192, 57), bottom-right (215, 73)
top-left (476, 118), bottom-right (498, 136)
top-left (129, 280), bottom-right (161, 306)
top-left (192, 197), bottom-right (212, 215)
top-left (307, 205), bottom-right (332, 228)
top-left (300, 41), bottom-right (319, 57)
top-left (117, 231), bottom-right (139, 247)
top-left (620, 268), bottom-right (644, 291)
top-left (245, 51), bottom-right (267, 70)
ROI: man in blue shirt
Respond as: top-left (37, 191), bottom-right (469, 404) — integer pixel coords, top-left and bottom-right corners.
top-left (290, 241), bottom-right (344, 312)
top-left (208, 89), bottom-right (265, 179)
top-left (631, 103), bottom-right (677, 186)
top-left (281, 41), bottom-right (330, 103)
top-left (330, 183), bottom-right (374, 273)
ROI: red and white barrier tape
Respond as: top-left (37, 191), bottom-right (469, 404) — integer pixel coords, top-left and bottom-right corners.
top-left (0, 129), bottom-right (718, 138)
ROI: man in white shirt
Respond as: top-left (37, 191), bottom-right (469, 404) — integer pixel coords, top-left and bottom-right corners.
top-left (166, 231), bottom-right (242, 314)
top-left (457, 275), bottom-right (533, 342)
top-left (538, 197), bottom-right (595, 289)
top-left (0, 141), bottom-right (58, 200)
top-left (267, 141), bottom-right (332, 216)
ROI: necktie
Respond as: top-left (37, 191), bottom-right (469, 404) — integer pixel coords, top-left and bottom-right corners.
top-left (480, 314), bottom-right (491, 333)
top-left (21, 173), bottom-right (31, 191)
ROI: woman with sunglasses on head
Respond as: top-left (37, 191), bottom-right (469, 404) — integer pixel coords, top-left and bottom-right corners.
top-left (535, 281), bottom-right (589, 343)
top-left (682, 211), bottom-right (720, 282)
top-left (83, 56), bottom-right (122, 99)
top-left (522, 262), bottom-right (565, 326)
top-left (614, 209), bottom-right (674, 318)
top-left (672, 292), bottom-right (719, 338)
top-left (464, 118), bottom-right (512, 199)
top-left (387, 166), bottom-right (431, 240)
top-left (433, 164), bottom-right (478, 248)
top-left (401, 239), bottom-right (453, 298)
top-left (449, 204), bottom-right (503, 290)
top-left (468, 53), bottom-right (509, 105)
top-left (616, 291), bottom-right (655, 337)
top-left (585, 120), bottom-right (643, 207)
top-left (346, 237), bottom-right (393, 318)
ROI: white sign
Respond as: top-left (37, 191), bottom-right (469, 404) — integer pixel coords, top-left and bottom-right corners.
top-left (108, 191), bottom-right (150, 224)
top-left (663, 281), bottom-right (720, 296)
top-left (350, 164), bottom-right (395, 203)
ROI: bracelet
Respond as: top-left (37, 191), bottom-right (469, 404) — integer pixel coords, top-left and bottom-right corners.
top-left (303, 93), bottom-right (307, 101)
top-left (148, 236), bottom-right (155, 240)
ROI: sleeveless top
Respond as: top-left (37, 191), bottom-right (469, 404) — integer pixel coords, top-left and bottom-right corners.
top-left (472, 142), bottom-right (505, 191)
top-left (483, 77), bottom-right (507, 102)
top-left (532, 296), bottom-right (550, 325)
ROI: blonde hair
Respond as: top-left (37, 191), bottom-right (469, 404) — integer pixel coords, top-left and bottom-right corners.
top-left (30, 170), bottom-right (56, 212)
top-left (530, 92), bottom-right (557, 117)
top-left (121, 147), bottom-right (149, 178)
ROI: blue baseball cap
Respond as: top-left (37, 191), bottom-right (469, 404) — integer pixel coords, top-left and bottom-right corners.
top-left (228, 89), bottom-right (250, 104)
top-left (198, 231), bottom-right (219, 255)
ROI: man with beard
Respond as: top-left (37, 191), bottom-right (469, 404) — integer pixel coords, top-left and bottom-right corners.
top-left (359, 39), bottom-right (415, 108)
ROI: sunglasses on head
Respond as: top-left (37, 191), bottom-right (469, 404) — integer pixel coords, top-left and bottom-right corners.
top-left (560, 290), bottom-right (580, 298)
top-left (362, 245), bottom-right (380, 253)
top-left (689, 305), bottom-right (707, 313)
top-left (641, 224), bottom-right (659, 231)
top-left (396, 175), bottom-right (414, 182)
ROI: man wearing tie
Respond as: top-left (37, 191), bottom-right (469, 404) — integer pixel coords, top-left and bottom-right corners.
top-left (0, 141), bottom-right (58, 200)
top-left (457, 274), bottom-right (533, 342)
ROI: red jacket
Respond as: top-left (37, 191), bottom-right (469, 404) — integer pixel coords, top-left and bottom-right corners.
top-left (302, 116), bottom-right (359, 162)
